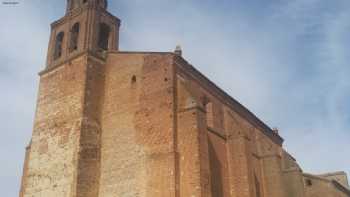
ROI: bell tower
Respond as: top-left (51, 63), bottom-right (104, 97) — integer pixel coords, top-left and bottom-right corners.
top-left (66, 0), bottom-right (108, 13)
top-left (46, 0), bottom-right (120, 69)
top-left (20, 1), bottom-right (120, 197)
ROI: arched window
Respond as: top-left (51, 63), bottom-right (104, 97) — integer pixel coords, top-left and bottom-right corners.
top-left (98, 23), bottom-right (110, 50)
top-left (54, 32), bottom-right (64, 60)
top-left (70, 23), bottom-right (80, 52)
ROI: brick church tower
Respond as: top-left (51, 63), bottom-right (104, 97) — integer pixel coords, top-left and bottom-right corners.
top-left (20, 0), bottom-right (120, 197)
top-left (20, 1), bottom-right (350, 197)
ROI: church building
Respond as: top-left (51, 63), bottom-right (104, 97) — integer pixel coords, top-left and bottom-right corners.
top-left (19, 1), bottom-right (350, 197)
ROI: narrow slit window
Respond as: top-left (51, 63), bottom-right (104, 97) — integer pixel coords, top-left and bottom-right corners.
top-left (70, 23), bottom-right (80, 52)
top-left (54, 32), bottom-right (64, 60)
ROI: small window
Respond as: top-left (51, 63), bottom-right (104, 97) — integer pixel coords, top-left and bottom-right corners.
top-left (98, 23), bottom-right (110, 50)
top-left (69, 23), bottom-right (80, 52)
top-left (131, 75), bottom-right (137, 83)
top-left (306, 179), bottom-right (312, 186)
top-left (54, 32), bottom-right (64, 60)
top-left (83, 0), bottom-right (88, 3)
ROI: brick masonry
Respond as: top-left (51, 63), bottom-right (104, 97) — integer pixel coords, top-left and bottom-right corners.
top-left (20, 1), bottom-right (350, 197)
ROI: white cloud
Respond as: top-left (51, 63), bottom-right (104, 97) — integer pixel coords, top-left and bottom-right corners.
top-left (0, 1), bottom-right (349, 196)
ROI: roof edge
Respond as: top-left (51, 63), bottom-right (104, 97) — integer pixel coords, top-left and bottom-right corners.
top-left (173, 55), bottom-right (284, 145)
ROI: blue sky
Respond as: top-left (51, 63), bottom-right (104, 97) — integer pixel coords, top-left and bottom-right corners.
top-left (0, 0), bottom-right (349, 196)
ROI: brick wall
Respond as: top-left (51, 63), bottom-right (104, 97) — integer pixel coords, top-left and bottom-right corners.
top-left (22, 56), bottom-right (88, 197)
top-left (98, 52), bottom-right (176, 197)
top-left (20, 51), bottom-right (349, 197)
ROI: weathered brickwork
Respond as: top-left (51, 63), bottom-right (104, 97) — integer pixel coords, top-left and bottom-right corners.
top-left (23, 56), bottom-right (88, 197)
top-left (99, 53), bottom-right (176, 196)
top-left (20, 1), bottom-right (350, 197)
top-left (303, 173), bottom-right (350, 197)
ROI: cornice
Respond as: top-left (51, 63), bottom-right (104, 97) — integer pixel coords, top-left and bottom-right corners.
top-left (39, 50), bottom-right (106, 76)
top-left (304, 173), bottom-right (350, 195)
top-left (51, 5), bottom-right (120, 29)
top-left (173, 55), bottom-right (284, 146)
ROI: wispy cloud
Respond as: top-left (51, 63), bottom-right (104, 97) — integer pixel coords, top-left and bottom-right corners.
top-left (115, 0), bottom-right (350, 177)
top-left (0, 1), bottom-right (349, 196)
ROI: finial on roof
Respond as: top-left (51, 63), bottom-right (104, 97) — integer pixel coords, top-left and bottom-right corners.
top-left (174, 45), bottom-right (182, 56)
top-left (272, 127), bottom-right (279, 135)
top-left (66, 0), bottom-right (108, 13)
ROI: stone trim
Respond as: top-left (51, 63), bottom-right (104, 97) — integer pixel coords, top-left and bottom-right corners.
top-left (282, 167), bottom-right (302, 173)
top-left (259, 153), bottom-right (281, 159)
top-left (52, 4), bottom-right (120, 28)
top-left (39, 50), bottom-right (106, 76)
top-left (177, 106), bottom-right (206, 114)
top-left (207, 127), bottom-right (227, 140)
